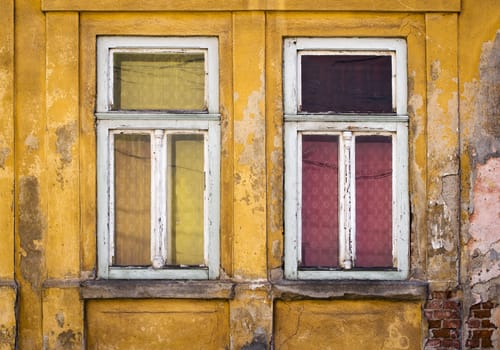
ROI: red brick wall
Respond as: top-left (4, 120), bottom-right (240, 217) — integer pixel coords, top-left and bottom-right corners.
top-left (424, 291), bottom-right (461, 349)
top-left (466, 302), bottom-right (498, 349)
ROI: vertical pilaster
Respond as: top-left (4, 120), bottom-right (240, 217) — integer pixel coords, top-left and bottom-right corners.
top-left (425, 13), bottom-right (460, 289)
top-left (43, 12), bottom-right (84, 349)
top-left (230, 11), bottom-right (272, 349)
top-left (15, 0), bottom-right (47, 347)
top-left (0, 0), bottom-right (17, 348)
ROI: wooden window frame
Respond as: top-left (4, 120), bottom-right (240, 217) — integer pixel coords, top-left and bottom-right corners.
top-left (96, 36), bottom-right (220, 279)
top-left (283, 37), bottom-right (409, 280)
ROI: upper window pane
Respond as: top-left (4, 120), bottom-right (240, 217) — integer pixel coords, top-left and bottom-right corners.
top-left (300, 54), bottom-right (393, 114)
top-left (112, 51), bottom-right (206, 111)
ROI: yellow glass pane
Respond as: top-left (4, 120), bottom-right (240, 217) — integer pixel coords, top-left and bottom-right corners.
top-left (168, 134), bottom-right (204, 265)
top-left (113, 52), bottom-right (206, 111)
top-left (114, 134), bottom-right (151, 266)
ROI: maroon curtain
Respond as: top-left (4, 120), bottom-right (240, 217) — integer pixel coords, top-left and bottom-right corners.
top-left (301, 55), bottom-right (393, 114)
top-left (355, 135), bottom-right (393, 268)
top-left (301, 135), bottom-right (339, 267)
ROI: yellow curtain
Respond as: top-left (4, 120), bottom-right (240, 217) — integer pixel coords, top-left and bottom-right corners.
top-left (114, 134), bottom-right (151, 266)
top-left (168, 134), bottom-right (204, 265)
top-left (114, 52), bottom-right (205, 111)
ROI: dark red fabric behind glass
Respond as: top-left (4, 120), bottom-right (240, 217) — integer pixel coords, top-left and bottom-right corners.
top-left (355, 135), bottom-right (393, 268)
top-left (301, 55), bottom-right (393, 114)
top-left (301, 135), bottom-right (339, 267)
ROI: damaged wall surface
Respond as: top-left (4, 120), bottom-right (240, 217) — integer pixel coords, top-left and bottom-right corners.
top-left (0, 0), bottom-right (498, 349)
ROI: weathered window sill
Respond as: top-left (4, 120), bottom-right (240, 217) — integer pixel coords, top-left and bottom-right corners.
top-left (272, 280), bottom-right (428, 301)
top-left (80, 279), bottom-right (235, 300)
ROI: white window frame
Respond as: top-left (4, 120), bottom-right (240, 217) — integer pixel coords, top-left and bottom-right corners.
top-left (283, 38), bottom-right (409, 280)
top-left (96, 36), bottom-right (220, 279)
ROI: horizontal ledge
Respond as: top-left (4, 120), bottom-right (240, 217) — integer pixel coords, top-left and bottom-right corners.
top-left (42, 0), bottom-right (460, 12)
top-left (81, 279), bottom-right (235, 299)
top-left (272, 280), bottom-right (428, 301)
top-left (0, 280), bottom-right (18, 290)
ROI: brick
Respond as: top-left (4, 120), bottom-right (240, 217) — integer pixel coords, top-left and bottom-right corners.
top-left (472, 329), bottom-right (493, 339)
top-left (443, 301), bottom-right (460, 310)
top-left (466, 337), bottom-right (480, 347)
top-left (432, 328), bottom-right (451, 338)
top-left (467, 318), bottom-right (481, 328)
top-left (428, 320), bottom-right (442, 328)
top-left (441, 339), bottom-right (460, 348)
top-left (481, 336), bottom-right (493, 347)
top-left (443, 319), bottom-right (461, 329)
top-left (481, 319), bottom-right (496, 328)
top-left (470, 303), bottom-right (482, 310)
top-left (434, 310), bottom-right (460, 319)
top-left (425, 339), bottom-right (441, 348)
top-left (426, 299), bottom-right (443, 309)
top-left (449, 329), bottom-right (459, 339)
top-left (425, 310), bottom-right (436, 320)
top-left (473, 309), bottom-right (491, 318)
top-left (482, 301), bottom-right (496, 309)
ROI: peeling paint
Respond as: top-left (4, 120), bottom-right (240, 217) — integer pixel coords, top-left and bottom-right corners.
top-left (0, 147), bottom-right (10, 169)
top-left (19, 176), bottom-right (45, 291)
top-left (55, 330), bottom-right (80, 350)
top-left (55, 122), bottom-right (76, 165)
top-left (24, 134), bottom-right (39, 152)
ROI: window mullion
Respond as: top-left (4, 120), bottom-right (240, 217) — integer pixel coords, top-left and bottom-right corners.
top-left (151, 130), bottom-right (167, 269)
top-left (340, 131), bottom-right (354, 269)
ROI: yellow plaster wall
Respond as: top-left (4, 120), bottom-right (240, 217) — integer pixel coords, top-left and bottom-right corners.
top-left (8, 0), bottom-right (500, 348)
top-left (274, 300), bottom-right (423, 349)
top-left (86, 300), bottom-right (229, 349)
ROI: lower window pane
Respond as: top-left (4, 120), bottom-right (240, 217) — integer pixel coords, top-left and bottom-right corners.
top-left (168, 134), bottom-right (205, 265)
top-left (114, 134), bottom-right (151, 266)
top-left (355, 135), bottom-right (393, 268)
top-left (301, 135), bottom-right (339, 268)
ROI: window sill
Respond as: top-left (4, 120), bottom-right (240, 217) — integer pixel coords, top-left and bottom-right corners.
top-left (80, 279), bottom-right (235, 300)
top-left (272, 280), bottom-right (427, 301)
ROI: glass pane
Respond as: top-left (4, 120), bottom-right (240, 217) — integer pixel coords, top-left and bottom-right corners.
top-left (113, 52), bottom-right (205, 111)
top-left (301, 135), bottom-right (339, 268)
top-left (114, 134), bottom-right (151, 266)
top-left (355, 135), bottom-right (393, 268)
top-left (301, 55), bottom-right (393, 113)
top-left (168, 134), bottom-right (205, 265)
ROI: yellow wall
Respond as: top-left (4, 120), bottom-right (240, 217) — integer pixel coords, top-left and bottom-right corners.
top-left (1, 0), bottom-right (499, 349)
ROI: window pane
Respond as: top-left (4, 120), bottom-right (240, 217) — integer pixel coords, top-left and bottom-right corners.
top-left (355, 135), bottom-right (393, 268)
top-left (113, 52), bottom-right (205, 111)
top-left (114, 134), bottom-right (151, 266)
top-left (301, 55), bottom-right (393, 113)
top-left (301, 135), bottom-right (339, 268)
top-left (168, 134), bottom-right (205, 265)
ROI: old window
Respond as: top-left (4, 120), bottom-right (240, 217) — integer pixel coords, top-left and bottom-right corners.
top-left (284, 38), bottom-right (409, 280)
top-left (96, 37), bottom-right (220, 279)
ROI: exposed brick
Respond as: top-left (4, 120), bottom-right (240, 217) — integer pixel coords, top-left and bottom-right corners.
top-left (481, 319), bottom-right (496, 328)
top-left (443, 300), bottom-right (460, 310)
top-left (449, 329), bottom-right (459, 339)
top-left (426, 299), bottom-right (443, 309)
top-left (482, 336), bottom-right (493, 347)
top-left (482, 301), bottom-right (496, 309)
top-left (472, 329), bottom-right (493, 339)
top-left (473, 309), bottom-right (492, 318)
top-left (470, 303), bottom-right (482, 310)
top-left (441, 339), bottom-right (460, 348)
top-left (466, 337), bottom-right (480, 348)
top-left (443, 319), bottom-right (461, 329)
top-left (425, 310), bottom-right (436, 320)
top-left (428, 320), bottom-right (442, 328)
top-left (434, 310), bottom-right (460, 319)
top-left (432, 328), bottom-right (451, 338)
top-left (468, 318), bottom-right (481, 328)
top-left (425, 339), bottom-right (441, 348)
